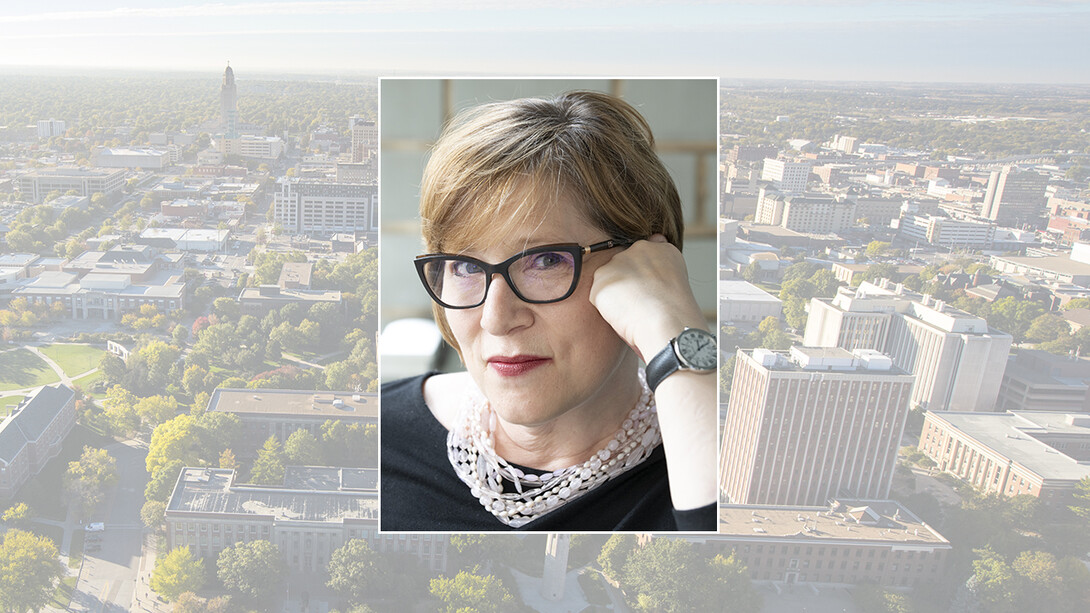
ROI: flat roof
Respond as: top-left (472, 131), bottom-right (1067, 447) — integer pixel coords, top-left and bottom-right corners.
top-left (718, 499), bottom-right (948, 547)
top-left (931, 411), bottom-right (1090, 482)
top-left (719, 279), bottom-right (782, 303)
top-left (208, 388), bottom-right (377, 420)
top-left (994, 254), bottom-right (1090, 278)
top-left (167, 468), bottom-right (377, 522)
top-left (238, 287), bottom-right (341, 302)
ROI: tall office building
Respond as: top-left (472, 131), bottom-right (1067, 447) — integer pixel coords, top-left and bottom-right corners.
top-left (804, 281), bottom-right (1012, 412)
top-left (37, 119), bottom-right (66, 139)
top-left (761, 158), bottom-right (812, 193)
top-left (721, 346), bottom-right (915, 505)
top-left (273, 179), bottom-right (377, 234)
top-left (755, 191), bottom-right (854, 233)
top-left (220, 63), bottom-right (239, 138)
top-left (350, 116), bottom-right (377, 163)
top-left (981, 166), bottom-right (1048, 228)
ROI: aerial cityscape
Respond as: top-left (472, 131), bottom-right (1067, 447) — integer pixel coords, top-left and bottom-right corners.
top-left (1, 3), bottom-right (1090, 612)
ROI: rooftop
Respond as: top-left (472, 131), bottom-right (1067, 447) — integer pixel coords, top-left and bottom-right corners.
top-left (167, 467), bottom-right (378, 522)
top-left (719, 279), bottom-right (781, 303)
top-left (930, 411), bottom-right (1090, 482)
top-left (207, 388), bottom-right (377, 420)
top-left (718, 499), bottom-right (949, 546)
top-left (0, 385), bottom-right (74, 465)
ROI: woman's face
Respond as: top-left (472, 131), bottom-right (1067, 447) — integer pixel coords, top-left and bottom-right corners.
top-left (445, 196), bottom-right (638, 428)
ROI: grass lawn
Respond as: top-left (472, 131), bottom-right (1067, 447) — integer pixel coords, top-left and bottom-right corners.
top-left (0, 394), bottom-right (25, 417)
top-left (69, 530), bottom-right (84, 568)
top-left (0, 348), bottom-right (61, 392)
top-left (50, 575), bottom-right (77, 610)
top-left (38, 344), bottom-right (106, 377)
top-left (71, 370), bottom-right (106, 398)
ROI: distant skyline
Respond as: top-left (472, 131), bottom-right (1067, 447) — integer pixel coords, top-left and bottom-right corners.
top-left (1, 1), bottom-right (1088, 83)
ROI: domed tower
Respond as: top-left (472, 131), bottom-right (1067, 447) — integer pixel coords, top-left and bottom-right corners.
top-left (220, 63), bottom-right (238, 138)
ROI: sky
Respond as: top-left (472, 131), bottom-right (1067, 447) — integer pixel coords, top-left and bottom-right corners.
top-left (0, 1), bottom-right (1088, 83)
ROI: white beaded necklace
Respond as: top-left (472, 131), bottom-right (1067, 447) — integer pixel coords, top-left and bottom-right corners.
top-left (446, 370), bottom-right (661, 528)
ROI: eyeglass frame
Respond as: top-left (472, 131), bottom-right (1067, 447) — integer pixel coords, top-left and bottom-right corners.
top-left (414, 238), bottom-right (634, 309)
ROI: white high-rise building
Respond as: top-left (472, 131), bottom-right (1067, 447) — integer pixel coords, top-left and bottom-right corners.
top-left (37, 119), bottom-right (66, 139)
top-left (273, 179), bottom-right (377, 234)
top-left (804, 281), bottom-right (1012, 412)
top-left (761, 158), bottom-right (812, 193)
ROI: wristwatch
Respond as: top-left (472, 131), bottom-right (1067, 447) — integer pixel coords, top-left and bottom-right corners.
top-left (645, 327), bottom-right (717, 392)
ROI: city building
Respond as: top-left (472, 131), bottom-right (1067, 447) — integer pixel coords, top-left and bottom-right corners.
top-left (0, 385), bottom-right (76, 499)
top-left (96, 148), bottom-right (171, 169)
top-left (165, 467), bottom-right (448, 572)
top-left (982, 166), bottom-right (1049, 228)
top-left (350, 116), bottom-right (376, 163)
top-left (221, 64), bottom-right (238, 138)
top-left (919, 410), bottom-right (1090, 506)
top-left (719, 279), bottom-right (782, 324)
top-left (804, 281), bottom-right (1012, 412)
top-left (37, 119), bottom-right (66, 139)
top-left (725, 145), bottom-right (778, 163)
top-left (755, 191), bottom-right (854, 234)
top-left (997, 349), bottom-right (1090, 412)
top-left (137, 228), bottom-right (229, 252)
top-left (205, 388), bottom-right (375, 444)
top-left (219, 135), bottom-right (284, 160)
top-left (17, 167), bottom-right (126, 203)
top-left (700, 499), bottom-right (950, 588)
top-left (895, 213), bottom-right (995, 250)
top-left (721, 347), bottom-right (914, 505)
top-left (990, 251), bottom-right (1090, 287)
top-left (278, 262), bottom-right (313, 290)
top-left (272, 179), bottom-right (378, 235)
top-left (760, 158), bottom-right (812, 193)
top-left (237, 285), bottom-right (342, 317)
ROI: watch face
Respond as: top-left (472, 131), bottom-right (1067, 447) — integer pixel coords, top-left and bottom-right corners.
top-left (676, 328), bottom-right (717, 370)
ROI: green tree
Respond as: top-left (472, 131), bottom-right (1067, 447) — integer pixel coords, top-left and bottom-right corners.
top-left (172, 592), bottom-right (234, 613)
top-left (151, 547), bottom-right (204, 602)
top-left (622, 538), bottom-right (707, 612)
top-left (249, 436), bottom-right (285, 484)
top-left (63, 446), bottom-right (118, 518)
top-left (102, 384), bottom-right (140, 436)
top-left (284, 429), bottom-right (321, 466)
top-left (0, 530), bottom-right (64, 613)
top-left (866, 240), bottom-right (891, 258)
top-left (135, 395), bottom-right (179, 429)
top-left (706, 553), bottom-right (761, 613)
top-left (597, 534), bottom-right (636, 581)
top-left (1024, 314), bottom-right (1071, 344)
top-left (327, 539), bottom-right (384, 604)
top-left (2, 503), bottom-right (33, 528)
top-left (140, 500), bottom-right (166, 528)
top-left (861, 263), bottom-right (898, 284)
top-left (216, 540), bottom-right (286, 603)
top-left (970, 546), bottom-right (1017, 613)
top-left (1071, 476), bottom-right (1090, 523)
top-left (429, 570), bottom-right (515, 613)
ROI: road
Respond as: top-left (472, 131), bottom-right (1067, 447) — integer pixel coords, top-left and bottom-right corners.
top-left (67, 440), bottom-right (151, 613)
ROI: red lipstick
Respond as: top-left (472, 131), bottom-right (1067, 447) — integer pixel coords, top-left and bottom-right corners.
top-left (488, 355), bottom-right (550, 377)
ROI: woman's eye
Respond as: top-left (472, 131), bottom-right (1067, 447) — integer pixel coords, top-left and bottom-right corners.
top-left (450, 260), bottom-right (483, 277)
top-left (527, 251), bottom-right (569, 270)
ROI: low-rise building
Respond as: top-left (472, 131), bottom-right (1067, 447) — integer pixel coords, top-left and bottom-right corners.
top-left (919, 410), bottom-right (1090, 506)
top-left (17, 167), bottom-right (126, 203)
top-left (671, 499), bottom-right (951, 589)
top-left (165, 466), bottom-right (447, 572)
top-left (238, 285), bottom-right (342, 317)
top-left (997, 349), bottom-right (1090, 412)
top-left (719, 279), bottom-right (782, 324)
top-left (206, 388), bottom-right (376, 444)
top-left (0, 385), bottom-right (76, 499)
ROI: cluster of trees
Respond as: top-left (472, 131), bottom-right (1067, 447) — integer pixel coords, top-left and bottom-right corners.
top-left (0, 297), bottom-right (67, 335)
top-left (776, 261), bottom-right (842, 330)
top-left (598, 535), bottom-right (761, 613)
top-left (2, 195), bottom-right (107, 254)
top-left (0, 529), bottom-right (64, 613)
top-left (720, 83), bottom-right (1090, 157)
top-left (62, 445), bottom-right (118, 519)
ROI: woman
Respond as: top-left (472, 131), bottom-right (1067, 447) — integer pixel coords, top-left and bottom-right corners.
top-left (381, 90), bottom-right (717, 531)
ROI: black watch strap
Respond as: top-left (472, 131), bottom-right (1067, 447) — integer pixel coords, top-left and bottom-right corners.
top-left (645, 341), bottom-right (681, 393)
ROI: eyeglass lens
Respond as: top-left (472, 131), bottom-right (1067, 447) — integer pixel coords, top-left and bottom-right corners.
top-left (421, 248), bottom-right (577, 307)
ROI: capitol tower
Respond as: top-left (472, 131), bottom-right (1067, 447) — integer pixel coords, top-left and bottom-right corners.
top-left (220, 63), bottom-right (238, 138)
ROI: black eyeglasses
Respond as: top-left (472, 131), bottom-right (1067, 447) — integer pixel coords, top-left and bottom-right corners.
top-left (414, 239), bottom-right (633, 309)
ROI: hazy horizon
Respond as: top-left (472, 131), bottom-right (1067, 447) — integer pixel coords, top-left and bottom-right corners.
top-left (1, 1), bottom-right (1088, 84)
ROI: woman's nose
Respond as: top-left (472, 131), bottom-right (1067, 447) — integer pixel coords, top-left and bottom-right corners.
top-left (479, 274), bottom-right (533, 335)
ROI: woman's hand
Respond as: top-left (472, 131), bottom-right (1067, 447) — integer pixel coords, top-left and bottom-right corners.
top-left (589, 234), bottom-right (717, 512)
top-left (588, 235), bottom-right (708, 362)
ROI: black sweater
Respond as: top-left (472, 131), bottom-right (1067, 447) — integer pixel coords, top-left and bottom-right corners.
top-left (379, 373), bottom-right (716, 532)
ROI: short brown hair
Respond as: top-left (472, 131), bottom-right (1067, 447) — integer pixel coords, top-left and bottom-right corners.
top-left (419, 90), bottom-right (684, 350)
